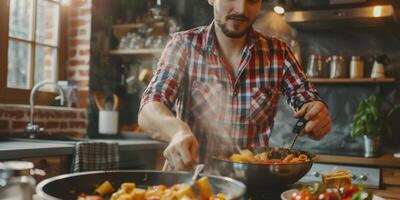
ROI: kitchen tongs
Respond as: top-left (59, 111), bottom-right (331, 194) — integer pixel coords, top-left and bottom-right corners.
top-left (288, 117), bottom-right (307, 152)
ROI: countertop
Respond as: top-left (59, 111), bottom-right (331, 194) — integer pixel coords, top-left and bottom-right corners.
top-left (0, 134), bottom-right (166, 160)
top-left (315, 153), bottom-right (400, 168)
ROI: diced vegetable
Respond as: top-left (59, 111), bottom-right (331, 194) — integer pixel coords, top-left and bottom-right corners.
top-left (95, 180), bottom-right (114, 196)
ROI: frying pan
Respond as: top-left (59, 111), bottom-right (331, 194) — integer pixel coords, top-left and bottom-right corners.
top-left (36, 170), bottom-right (246, 200)
top-left (208, 147), bottom-right (314, 188)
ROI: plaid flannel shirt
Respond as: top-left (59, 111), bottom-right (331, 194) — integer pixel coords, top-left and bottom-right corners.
top-left (140, 22), bottom-right (321, 159)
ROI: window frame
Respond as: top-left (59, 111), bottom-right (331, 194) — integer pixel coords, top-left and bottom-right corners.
top-left (0, 0), bottom-right (68, 105)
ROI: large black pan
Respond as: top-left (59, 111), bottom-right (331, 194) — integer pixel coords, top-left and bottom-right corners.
top-left (208, 147), bottom-right (314, 188)
top-left (36, 170), bottom-right (246, 200)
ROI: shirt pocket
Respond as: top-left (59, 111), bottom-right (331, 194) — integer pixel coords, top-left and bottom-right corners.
top-left (248, 87), bottom-right (280, 125)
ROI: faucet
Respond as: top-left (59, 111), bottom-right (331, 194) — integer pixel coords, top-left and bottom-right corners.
top-left (25, 81), bottom-right (65, 139)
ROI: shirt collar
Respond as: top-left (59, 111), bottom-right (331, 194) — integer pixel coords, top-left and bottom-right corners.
top-left (203, 21), bottom-right (258, 55)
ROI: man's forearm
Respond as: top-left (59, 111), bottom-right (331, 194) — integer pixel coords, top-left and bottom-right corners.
top-left (138, 101), bottom-right (191, 142)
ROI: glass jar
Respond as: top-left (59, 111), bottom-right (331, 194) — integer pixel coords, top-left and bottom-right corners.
top-left (0, 161), bottom-right (37, 200)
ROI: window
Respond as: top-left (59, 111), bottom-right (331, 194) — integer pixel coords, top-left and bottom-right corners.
top-left (0, 0), bottom-right (67, 104)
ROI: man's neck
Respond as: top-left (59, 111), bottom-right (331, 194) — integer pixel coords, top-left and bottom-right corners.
top-left (214, 24), bottom-right (248, 57)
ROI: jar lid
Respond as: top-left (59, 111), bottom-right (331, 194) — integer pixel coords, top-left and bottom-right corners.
top-left (0, 161), bottom-right (34, 177)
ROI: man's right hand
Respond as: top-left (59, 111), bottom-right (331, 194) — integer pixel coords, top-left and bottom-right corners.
top-left (163, 130), bottom-right (199, 170)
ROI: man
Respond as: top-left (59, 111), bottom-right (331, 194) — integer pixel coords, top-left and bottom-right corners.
top-left (138, 0), bottom-right (332, 170)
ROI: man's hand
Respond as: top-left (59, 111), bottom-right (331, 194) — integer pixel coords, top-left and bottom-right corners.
top-left (163, 130), bottom-right (199, 171)
top-left (293, 101), bottom-right (332, 140)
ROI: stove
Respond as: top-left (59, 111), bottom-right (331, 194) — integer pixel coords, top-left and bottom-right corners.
top-left (300, 163), bottom-right (381, 189)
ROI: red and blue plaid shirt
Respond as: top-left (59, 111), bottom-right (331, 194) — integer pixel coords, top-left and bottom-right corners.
top-left (141, 22), bottom-right (321, 159)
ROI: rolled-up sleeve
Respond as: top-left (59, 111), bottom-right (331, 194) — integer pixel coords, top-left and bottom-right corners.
top-left (281, 43), bottom-right (321, 111)
top-left (140, 33), bottom-right (187, 110)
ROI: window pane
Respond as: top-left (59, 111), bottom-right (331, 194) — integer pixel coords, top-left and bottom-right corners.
top-left (9, 0), bottom-right (34, 40)
top-left (35, 45), bottom-right (58, 87)
top-left (7, 39), bottom-right (32, 89)
top-left (36, 0), bottom-right (60, 46)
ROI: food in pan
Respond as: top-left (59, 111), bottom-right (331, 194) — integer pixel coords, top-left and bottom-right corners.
top-left (290, 170), bottom-right (373, 200)
top-left (229, 148), bottom-right (311, 164)
top-left (77, 176), bottom-right (226, 200)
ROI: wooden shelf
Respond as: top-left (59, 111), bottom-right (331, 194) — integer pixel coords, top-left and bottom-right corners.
top-left (112, 21), bottom-right (165, 30)
top-left (310, 78), bottom-right (396, 83)
top-left (112, 22), bottom-right (165, 39)
top-left (109, 48), bottom-right (163, 55)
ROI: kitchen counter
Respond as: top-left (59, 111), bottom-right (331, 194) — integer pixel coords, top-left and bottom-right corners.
top-left (315, 153), bottom-right (400, 168)
top-left (0, 136), bottom-right (166, 160)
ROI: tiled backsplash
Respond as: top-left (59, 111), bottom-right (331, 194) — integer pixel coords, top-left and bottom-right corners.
top-left (0, 104), bottom-right (87, 138)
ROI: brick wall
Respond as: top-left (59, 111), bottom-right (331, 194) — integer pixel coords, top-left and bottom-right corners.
top-left (67, 0), bottom-right (92, 108)
top-left (0, 104), bottom-right (87, 137)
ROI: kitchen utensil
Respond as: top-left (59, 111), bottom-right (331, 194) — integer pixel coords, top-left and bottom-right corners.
top-left (306, 54), bottom-right (325, 78)
top-left (92, 93), bottom-right (119, 111)
top-left (35, 170), bottom-right (246, 200)
top-left (350, 56), bottom-right (364, 78)
top-left (328, 55), bottom-right (347, 78)
top-left (209, 147), bottom-right (314, 188)
top-left (371, 54), bottom-right (389, 78)
top-left (288, 117), bottom-right (307, 152)
top-left (190, 164), bottom-right (205, 187)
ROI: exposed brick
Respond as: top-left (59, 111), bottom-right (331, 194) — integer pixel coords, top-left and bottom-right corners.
top-left (71, 0), bottom-right (87, 7)
top-left (78, 70), bottom-right (89, 77)
top-left (12, 121), bottom-right (27, 129)
top-left (79, 50), bottom-right (90, 56)
top-left (69, 29), bottom-right (78, 37)
top-left (4, 110), bottom-right (25, 119)
top-left (68, 71), bottom-right (76, 78)
top-left (0, 120), bottom-right (9, 129)
top-left (70, 9), bottom-right (79, 18)
top-left (69, 39), bottom-right (90, 47)
top-left (80, 112), bottom-right (87, 119)
top-left (69, 59), bottom-right (86, 66)
top-left (69, 50), bottom-right (77, 58)
top-left (69, 121), bottom-right (86, 128)
top-left (46, 121), bottom-right (59, 129)
top-left (64, 112), bottom-right (77, 119)
top-left (70, 19), bottom-right (89, 27)
top-left (60, 121), bottom-right (68, 128)
top-left (79, 8), bottom-right (91, 16)
top-left (78, 29), bottom-right (87, 35)
top-left (76, 80), bottom-right (89, 87)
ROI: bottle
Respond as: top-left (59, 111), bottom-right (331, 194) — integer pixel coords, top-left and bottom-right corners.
top-left (350, 56), bottom-right (364, 79)
top-left (0, 161), bottom-right (38, 200)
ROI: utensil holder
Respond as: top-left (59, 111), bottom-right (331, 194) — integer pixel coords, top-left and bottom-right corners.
top-left (99, 110), bottom-right (118, 134)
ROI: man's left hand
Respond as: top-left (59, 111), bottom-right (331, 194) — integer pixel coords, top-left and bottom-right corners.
top-left (293, 101), bottom-right (332, 140)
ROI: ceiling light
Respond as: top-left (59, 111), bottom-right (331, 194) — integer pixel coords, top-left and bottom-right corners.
top-left (373, 5), bottom-right (383, 17)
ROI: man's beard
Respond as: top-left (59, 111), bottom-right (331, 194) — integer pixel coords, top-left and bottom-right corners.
top-left (216, 16), bottom-right (253, 38)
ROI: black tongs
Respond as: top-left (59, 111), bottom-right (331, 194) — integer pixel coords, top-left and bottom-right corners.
top-left (289, 117), bottom-right (307, 152)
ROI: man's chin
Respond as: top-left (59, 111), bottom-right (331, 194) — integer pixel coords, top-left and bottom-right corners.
top-left (222, 29), bottom-right (248, 38)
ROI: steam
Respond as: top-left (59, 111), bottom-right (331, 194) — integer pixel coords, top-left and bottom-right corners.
top-left (190, 82), bottom-right (241, 161)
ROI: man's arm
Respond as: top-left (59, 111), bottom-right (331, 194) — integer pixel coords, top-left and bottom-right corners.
top-left (138, 102), bottom-right (198, 170)
top-left (138, 33), bottom-right (198, 170)
top-left (281, 42), bottom-right (332, 140)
